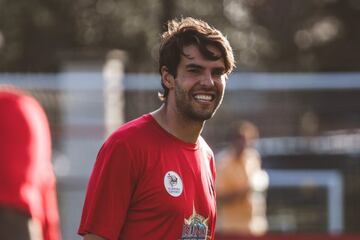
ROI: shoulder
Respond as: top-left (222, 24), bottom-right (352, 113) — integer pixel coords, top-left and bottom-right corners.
top-left (106, 114), bottom-right (156, 146)
top-left (0, 89), bottom-right (40, 112)
top-left (0, 89), bottom-right (49, 136)
top-left (97, 114), bottom-right (159, 166)
top-left (93, 115), bottom-right (153, 171)
top-left (198, 136), bottom-right (217, 180)
top-left (198, 136), bottom-right (214, 158)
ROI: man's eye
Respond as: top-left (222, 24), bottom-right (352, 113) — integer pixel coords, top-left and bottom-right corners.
top-left (188, 68), bottom-right (200, 73)
top-left (212, 70), bottom-right (224, 76)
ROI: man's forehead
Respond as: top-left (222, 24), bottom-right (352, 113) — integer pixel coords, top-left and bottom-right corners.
top-left (182, 44), bottom-right (222, 57)
top-left (181, 44), bottom-right (225, 67)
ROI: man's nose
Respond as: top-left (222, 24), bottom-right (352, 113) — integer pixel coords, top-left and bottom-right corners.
top-left (200, 72), bottom-right (215, 87)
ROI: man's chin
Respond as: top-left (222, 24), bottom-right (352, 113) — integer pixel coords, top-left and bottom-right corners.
top-left (189, 110), bottom-right (215, 121)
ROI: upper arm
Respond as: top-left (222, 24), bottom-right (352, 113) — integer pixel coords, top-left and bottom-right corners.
top-left (78, 141), bottom-right (138, 239)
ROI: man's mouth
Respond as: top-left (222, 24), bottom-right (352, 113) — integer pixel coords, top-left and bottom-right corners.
top-left (193, 94), bottom-right (215, 102)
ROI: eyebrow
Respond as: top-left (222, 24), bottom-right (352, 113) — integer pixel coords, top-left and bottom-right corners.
top-left (186, 64), bottom-right (226, 73)
top-left (212, 66), bottom-right (226, 73)
top-left (186, 63), bottom-right (204, 70)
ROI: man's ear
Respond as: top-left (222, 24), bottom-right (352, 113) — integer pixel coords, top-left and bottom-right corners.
top-left (161, 66), bottom-right (175, 89)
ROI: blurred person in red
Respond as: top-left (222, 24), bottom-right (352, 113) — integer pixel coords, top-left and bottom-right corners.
top-left (0, 86), bottom-right (61, 240)
top-left (216, 121), bottom-right (269, 236)
top-left (78, 17), bottom-right (235, 240)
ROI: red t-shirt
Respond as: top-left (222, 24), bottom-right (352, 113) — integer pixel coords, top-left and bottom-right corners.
top-left (0, 89), bottom-right (61, 240)
top-left (78, 114), bottom-right (217, 240)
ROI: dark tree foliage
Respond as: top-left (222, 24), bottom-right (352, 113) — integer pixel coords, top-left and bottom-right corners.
top-left (0, 0), bottom-right (359, 72)
top-left (241, 0), bottom-right (360, 72)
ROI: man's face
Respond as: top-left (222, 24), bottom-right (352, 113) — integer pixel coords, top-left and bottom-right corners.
top-left (170, 44), bottom-right (227, 122)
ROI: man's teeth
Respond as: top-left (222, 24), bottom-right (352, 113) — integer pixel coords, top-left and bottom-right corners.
top-left (194, 95), bottom-right (212, 101)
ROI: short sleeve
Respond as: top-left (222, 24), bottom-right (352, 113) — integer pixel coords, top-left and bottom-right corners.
top-left (78, 139), bottom-right (137, 240)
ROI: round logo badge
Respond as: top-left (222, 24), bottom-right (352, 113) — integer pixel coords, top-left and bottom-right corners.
top-left (164, 171), bottom-right (183, 197)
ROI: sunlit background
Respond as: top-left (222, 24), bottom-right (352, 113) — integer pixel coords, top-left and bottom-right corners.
top-left (1, 0), bottom-right (360, 239)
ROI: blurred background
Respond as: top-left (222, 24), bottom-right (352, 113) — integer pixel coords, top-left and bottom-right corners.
top-left (1, 0), bottom-right (360, 239)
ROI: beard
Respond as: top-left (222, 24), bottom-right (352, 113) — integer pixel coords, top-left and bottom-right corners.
top-left (174, 80), bottom-right (224, 122)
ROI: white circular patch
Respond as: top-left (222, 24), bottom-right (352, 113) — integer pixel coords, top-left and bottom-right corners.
top-left (164, 171), bottom-right (183, 197)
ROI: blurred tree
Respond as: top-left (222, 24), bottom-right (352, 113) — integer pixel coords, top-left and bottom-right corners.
top-left (159, 0), bottom-right (176, 31)
top-left (0, 0), bottom-right (161, 72)
top-left (223, 0), bottom-right (360, 72)
top-left (0, 0), bottom-right (75, 72)
top-left (0, 0), bottom-right (359, 72)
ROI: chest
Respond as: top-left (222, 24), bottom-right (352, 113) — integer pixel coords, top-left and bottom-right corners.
top-left (130, 148), bottom-right (216, 219)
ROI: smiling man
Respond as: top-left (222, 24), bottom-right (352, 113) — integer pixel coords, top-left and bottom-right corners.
top-left (78, 17), bottom-right (235, 240)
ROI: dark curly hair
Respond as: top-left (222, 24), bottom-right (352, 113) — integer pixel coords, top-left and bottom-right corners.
top-left (158, 17), bottom-right (235, 101)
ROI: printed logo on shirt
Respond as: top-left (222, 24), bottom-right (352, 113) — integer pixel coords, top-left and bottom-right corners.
top-left (164, 171), bottom-right (183, 197)
top-left (181, 208), bottom-right (209, 240)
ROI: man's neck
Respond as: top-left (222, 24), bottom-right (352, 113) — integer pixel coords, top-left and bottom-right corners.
top-left (151, 104), bottom-right (205, 144)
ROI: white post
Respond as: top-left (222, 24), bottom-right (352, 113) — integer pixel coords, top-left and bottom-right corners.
top-left (103, 49), bottom-right (125, 137)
